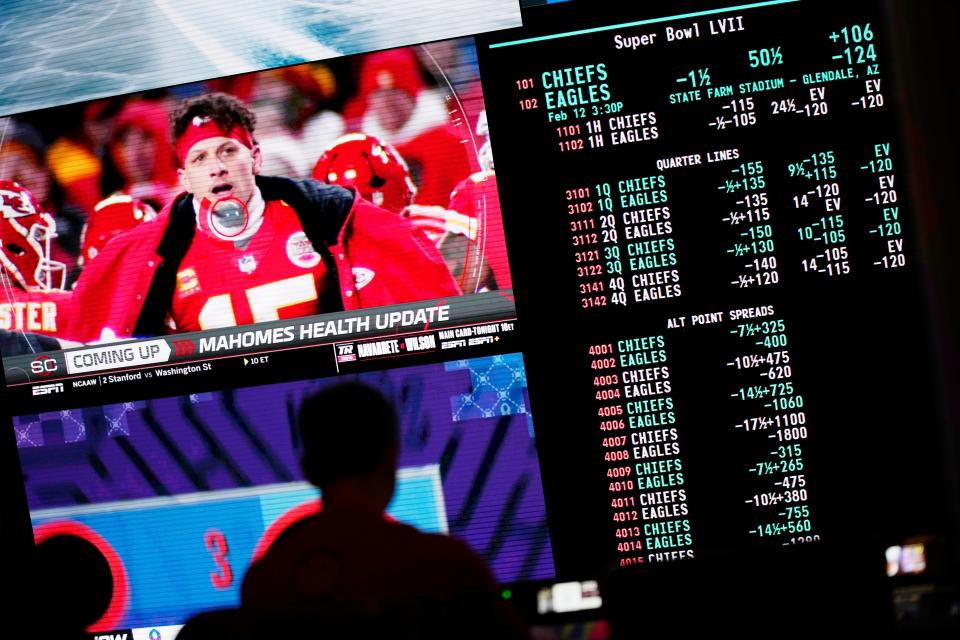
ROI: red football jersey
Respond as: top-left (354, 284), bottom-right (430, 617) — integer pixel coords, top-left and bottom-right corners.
top-left (448, 171), bottom-right (512, 291)
top-left (170, 200), bottom-right (330, 332)
top-left (396, 125), bottom-right (475, 207)
top-left (0, 286), bottom-right (72, 338)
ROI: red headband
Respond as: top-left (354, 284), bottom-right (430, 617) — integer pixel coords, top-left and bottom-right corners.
top-left (175, 116), bottom-right (254, 167)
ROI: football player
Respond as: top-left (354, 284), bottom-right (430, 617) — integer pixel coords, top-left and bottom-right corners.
top-left (343, 50), bottom-right (474, 207)
top-left (80, 194), bottom-right (157, 266)
top-left (69, 93), bottom-right (460, 341)
top-left (313, 133), bottom-right (490, 291)
top-left (312, 133), bottom-right (418, 215)
top-left (445, 111), bottom-right (512, 291)
top-left (0, 180), bottom-right (72, 340)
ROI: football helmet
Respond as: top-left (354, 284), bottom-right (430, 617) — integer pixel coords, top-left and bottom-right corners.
top-left (312, 133), bottom-right (417, 214)
top-left (81, 193), bottom-right (157, 264)
top-left (0, 180), bottom-right (66, 290)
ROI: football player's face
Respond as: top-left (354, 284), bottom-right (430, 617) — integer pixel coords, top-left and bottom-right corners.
top-left (179, 136), bottom-right (262, 204)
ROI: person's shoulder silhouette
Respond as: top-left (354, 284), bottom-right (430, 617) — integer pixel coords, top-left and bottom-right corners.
top-left (241, 381), bottom-right (527, 637)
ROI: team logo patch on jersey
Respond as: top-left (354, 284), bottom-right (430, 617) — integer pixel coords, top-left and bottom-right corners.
top-left (238, 255), bottom-right (258, 274)
top-left (286, 231), bottom-right (321, 268)
top-left (176, 268), bottom-right (200, 296)
top-left (353, 267), bottom-right (375, 290)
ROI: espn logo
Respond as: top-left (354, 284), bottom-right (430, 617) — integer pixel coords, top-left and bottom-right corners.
top-left (32, 382), bottom-right (64, 396)
top-left (336, 343), bottom-right (357, 363)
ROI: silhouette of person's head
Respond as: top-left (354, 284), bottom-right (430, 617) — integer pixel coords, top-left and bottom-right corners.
top-left (32, 534), bottom-right (112, 636)
top-left (299, 381), bottom-right (399, 514)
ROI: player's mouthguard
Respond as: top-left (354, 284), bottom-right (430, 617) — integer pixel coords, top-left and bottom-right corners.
top-left (199, 196), bottom-right (250, 240)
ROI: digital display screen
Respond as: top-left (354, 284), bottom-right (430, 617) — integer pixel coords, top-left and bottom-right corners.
top-left (2, 36), bottom-right (533, 635)
top-left (18, 355), bottom-right (552, 629)
top-left (475, 0), bottom-right (946, 573)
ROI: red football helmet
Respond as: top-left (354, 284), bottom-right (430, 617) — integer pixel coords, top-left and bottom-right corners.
top-left (312, 133), bottom-right (417, 213)
top-left (0, 180), bottom-right (66, 290)
top-left (81, 193), bottom-right (157, 264)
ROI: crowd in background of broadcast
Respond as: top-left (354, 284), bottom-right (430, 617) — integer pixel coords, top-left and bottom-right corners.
top-left (0, 40), bottom-right (493, 292)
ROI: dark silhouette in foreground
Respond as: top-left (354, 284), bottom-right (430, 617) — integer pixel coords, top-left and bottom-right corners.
top-left (182, 381), bottom-right (528, 639)
top-left (27, 534), bottom-right (113, 639)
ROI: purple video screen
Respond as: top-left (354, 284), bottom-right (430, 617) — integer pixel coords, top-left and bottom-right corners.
top-left (16, 353), bottom-right (554, 630)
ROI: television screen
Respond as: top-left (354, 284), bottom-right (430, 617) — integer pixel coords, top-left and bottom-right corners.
top-left (2, 35), bottom-right (535, 636)
top-left (475, 0), bottom-right (950, 575)
top-left (19, 354), bottom-right (552, 631)
top-left (3, 0), bottom-right (956, 636)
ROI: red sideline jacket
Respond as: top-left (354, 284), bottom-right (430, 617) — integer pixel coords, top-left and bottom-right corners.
top-left (68, 176), bottom-right (461, 342)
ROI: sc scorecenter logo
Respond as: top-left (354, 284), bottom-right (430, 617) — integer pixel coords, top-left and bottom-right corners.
top-left (30, 354), bottom-right (58, 377)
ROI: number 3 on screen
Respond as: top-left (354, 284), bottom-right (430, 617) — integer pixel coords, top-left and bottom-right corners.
top-left (205, 529), bottom-right (234, 589)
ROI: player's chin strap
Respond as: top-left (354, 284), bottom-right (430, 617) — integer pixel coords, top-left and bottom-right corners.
top-left (132, 176), bottom-right (356, 337)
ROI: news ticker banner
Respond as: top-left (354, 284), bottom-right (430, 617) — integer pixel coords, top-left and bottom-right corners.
top-left (0, 0), bottom-right (521, 117)
top-left (92, 626), bottom-right (182, 640)
top-left (4, 291), bottom-right (516, 386)
top-left (33, 466), bottom-right (446, 630)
